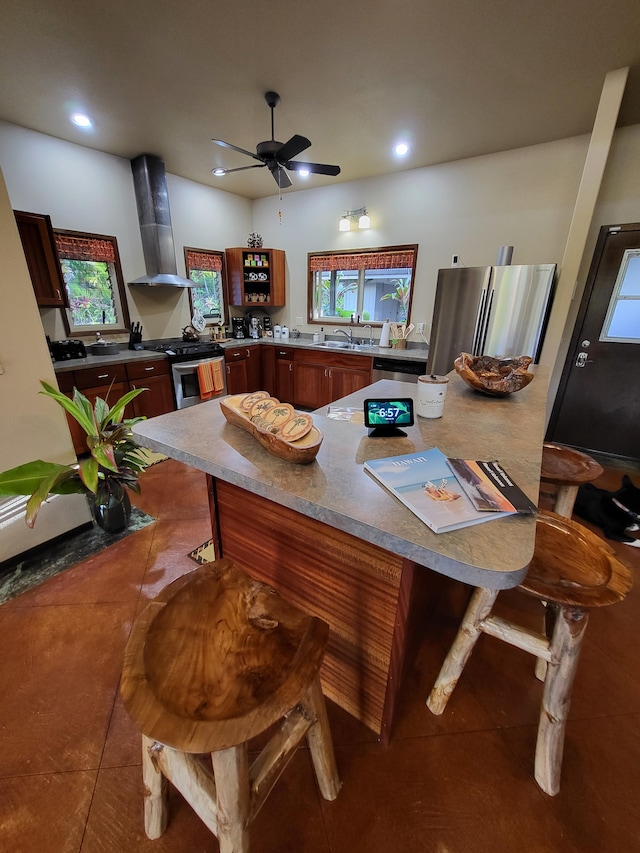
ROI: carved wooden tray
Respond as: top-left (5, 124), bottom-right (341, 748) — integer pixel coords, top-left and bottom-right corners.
top-left (220, 394), bottom-right (323, 464)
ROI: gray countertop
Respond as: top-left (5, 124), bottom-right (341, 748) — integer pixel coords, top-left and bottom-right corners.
top-left (133, 371), bottom-right (548, 589)
top-left (53, 337), bottom-right (430, 374)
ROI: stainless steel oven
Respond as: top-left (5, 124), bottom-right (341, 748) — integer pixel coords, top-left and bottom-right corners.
top-left (171, 355), bottom-right (226, 408)
top-left (143, 340), bottom-right (226, 409)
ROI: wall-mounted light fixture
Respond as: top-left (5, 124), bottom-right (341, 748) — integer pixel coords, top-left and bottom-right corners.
top-left (338, 207), bottom-right (370, 232)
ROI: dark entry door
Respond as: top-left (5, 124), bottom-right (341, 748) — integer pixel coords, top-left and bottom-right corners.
top-left (548, 223), bottom-right (640, 462)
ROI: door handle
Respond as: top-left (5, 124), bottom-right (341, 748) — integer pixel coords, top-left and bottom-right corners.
top-left (575, 351), bottom-right (593, 368)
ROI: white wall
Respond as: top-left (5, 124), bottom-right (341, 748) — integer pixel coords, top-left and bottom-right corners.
top-left (252, 136), bottom-right (589, 345)
top-left (0, 166), bottom-right (90, 561)
top-left (0, 121), bottom-right (252, 341)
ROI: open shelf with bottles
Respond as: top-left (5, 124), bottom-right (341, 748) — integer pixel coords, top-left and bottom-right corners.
top-left (225, 247), bottom-right (286, 307)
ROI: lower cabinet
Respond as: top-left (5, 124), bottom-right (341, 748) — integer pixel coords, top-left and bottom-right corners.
top-left (126, 359), bottom-right (174, 419)
top-left (293, 350), bottom-right (372, 409)
top-left (224, 345), bottom-right (263, 395)
top-left (274, 346), bottom-right (295, 403)
top-left (56, 357), bottom-right (174, 456)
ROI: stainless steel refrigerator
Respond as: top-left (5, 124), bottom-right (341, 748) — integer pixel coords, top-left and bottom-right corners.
top-left (426, 264), bottom-right (556, 375)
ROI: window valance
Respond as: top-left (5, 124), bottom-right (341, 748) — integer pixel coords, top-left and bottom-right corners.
top-left (54, 233), bottom-right (116, 263)
top-left (309, 249), bottom-right (416, 273)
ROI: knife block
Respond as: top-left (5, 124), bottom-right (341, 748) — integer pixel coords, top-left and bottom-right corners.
top-left (128, 332), bottom-right (143, 350)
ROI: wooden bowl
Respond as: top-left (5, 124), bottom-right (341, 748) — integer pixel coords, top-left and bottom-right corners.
top-left (454, 353), bottom-right (534, 396)
top-left (220, 394), bottom-right (323, 464)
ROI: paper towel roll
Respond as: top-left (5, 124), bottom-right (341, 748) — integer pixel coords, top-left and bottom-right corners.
top-left (380, 319), bottom-right (391, 348)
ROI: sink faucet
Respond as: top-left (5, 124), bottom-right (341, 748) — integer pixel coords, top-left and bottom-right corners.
top-left (333, 327), bottom-right (353, 344)
top-left (362, 324), bottom-right (373, 346)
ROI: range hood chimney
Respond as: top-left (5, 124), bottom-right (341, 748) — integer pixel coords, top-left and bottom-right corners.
top-left (129, 154), bottom-right (195, 287)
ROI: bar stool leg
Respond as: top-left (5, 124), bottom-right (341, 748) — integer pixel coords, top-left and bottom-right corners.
top-left (427, 587), bottom-right (499, 715)
top-left (303, 676), bottom-right (342, 800)
top-left (142, 736), bottom-right (168, 839)
top-left (553, 484), bottom-right (579, 519)
top-left (534, 602), bottom-right (557, 681)
top-left (535, 605), bottom-right (589, 796)
top-left (212, 743), bottom-right (251, 853)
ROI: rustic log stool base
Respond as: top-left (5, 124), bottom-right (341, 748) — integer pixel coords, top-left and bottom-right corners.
top-left (121, 558), bottom-right (341, 852)
top-left (426, 511), bottom-right (631, 796)
top-left (537, 442), bottom-right (604, 679)
top-left (541, 442), bottom-right (604, 518)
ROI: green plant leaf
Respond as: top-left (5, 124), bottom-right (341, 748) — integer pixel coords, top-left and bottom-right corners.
top-left (39, 381), bottom-right (95, 435)
top-left (78, 456), bottom-right (99, 493)
top-left (0, 460), bottom-right (70, 496)
top-left (105, 388), bottom-right (147, 426)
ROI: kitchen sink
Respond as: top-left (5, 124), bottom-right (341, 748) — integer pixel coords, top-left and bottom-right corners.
top-left (312, 341), bottom-right (361, 350)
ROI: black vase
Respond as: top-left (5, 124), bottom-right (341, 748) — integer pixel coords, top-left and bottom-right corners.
top-left (91, 483), bottom-right (132, 534)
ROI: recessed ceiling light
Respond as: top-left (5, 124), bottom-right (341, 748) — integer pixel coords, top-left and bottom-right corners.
top-left (71, 113), bottom-right (93, 128)
top-left (212, 168), bottom-right (226, 176)
top-left (394, 142), bottom-right (410, 157)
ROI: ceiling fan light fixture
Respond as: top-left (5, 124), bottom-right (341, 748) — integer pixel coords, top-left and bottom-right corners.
top-left (212, 168), bottom-right (226, 176)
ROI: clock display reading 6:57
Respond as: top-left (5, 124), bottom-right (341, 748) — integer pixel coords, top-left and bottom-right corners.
top-left (365, 399), bottom-right (413, 426)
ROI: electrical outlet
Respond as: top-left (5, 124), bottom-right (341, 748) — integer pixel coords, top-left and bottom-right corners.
top-left (295, 316), bottom-right (303, 325)
top-left (418, 322), bottom-right (425, 334)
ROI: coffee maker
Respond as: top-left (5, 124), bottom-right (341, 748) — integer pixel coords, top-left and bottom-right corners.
top-left (232, 317), bottom-right (246, 339)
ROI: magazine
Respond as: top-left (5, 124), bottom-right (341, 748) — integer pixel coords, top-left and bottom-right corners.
top-left (446, 458), bottom-right (538, 514)
top-left (363, 448), bottom-right (531, 534)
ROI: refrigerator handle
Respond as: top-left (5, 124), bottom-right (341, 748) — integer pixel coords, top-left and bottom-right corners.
top-left (476, 289), bottom-right (494, 354)
top-left (472, 289), bottom-right (489, 355)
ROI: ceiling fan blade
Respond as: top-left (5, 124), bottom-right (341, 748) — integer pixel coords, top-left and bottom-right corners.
top-left (285, 160), bottom-right (341, 177)
top-left (215, 164), bottom-right (266, 175)
top-left (269, 164), bottom-right (293, 189)
top-left (276, 134), bottom-right (311, 163)
top-left (212, 139), bottom-right (263, 162)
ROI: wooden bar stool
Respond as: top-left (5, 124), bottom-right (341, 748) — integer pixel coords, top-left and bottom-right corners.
top-left (121, 558), bottom-right (341, 852)
top-left (541, 442), bottom-right (603, 518)
top-left (426, 511), bottom-right (632, 796)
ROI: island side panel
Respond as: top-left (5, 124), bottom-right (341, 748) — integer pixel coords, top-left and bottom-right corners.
top-left (210, 478), bottom-right (413, 736)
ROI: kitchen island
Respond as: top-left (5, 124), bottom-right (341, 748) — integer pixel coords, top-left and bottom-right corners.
top-left (133, 372), bottom-right (548, 740)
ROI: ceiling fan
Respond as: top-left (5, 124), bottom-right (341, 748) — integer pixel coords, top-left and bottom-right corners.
top-left (212, 91), bottom-right (341, 189)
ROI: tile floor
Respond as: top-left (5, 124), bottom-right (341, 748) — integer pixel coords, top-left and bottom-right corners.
top-left (0, 459), bottom-right (639, 852)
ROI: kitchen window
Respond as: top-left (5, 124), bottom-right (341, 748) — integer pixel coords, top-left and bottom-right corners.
top-left (54, 230), bottom-right (130, 334)
top-left (308, 245), bottom-right (418, 325)
top-left (185, 247), bottom-right (226, 322)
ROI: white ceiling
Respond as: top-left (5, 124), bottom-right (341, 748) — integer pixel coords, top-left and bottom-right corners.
top-left (1, 0), bottom-right (639, 200)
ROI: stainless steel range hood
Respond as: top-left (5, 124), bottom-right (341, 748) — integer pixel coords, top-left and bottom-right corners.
top-left (129, 153), bottom-right (195, 287)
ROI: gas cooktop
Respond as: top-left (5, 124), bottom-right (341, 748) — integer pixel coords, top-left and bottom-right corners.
top-left (143, 339), bottom-right (224, 361)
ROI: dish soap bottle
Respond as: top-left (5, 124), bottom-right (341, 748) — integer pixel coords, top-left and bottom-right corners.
top-left (380, 319), bottom-right (391, 348)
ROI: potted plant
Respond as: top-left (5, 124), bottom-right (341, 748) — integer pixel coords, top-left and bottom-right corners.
top-left (0, 380), bottom-right (149, 533)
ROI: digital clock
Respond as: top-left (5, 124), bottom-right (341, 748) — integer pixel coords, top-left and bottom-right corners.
top-left (363, 398), bottom-right (414, 437)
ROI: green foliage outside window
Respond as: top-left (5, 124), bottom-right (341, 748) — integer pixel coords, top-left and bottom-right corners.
top-left (60, 259), bottom-right (117, 326)
top-left (189, 269), bottom-right (222, 318)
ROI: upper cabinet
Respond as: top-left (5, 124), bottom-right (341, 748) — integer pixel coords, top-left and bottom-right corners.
top-left (14, 211), bottom-right (66, 307)
top-left (225, 247), bottom-right (286, 307)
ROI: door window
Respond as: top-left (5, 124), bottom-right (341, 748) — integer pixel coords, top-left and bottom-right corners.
top-left (600, 250), bottom-right (640, 343)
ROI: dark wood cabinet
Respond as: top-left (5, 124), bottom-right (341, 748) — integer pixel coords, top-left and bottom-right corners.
top-left (126, 359), bottom-right (174, 419)
top-left (274, 346), bottom-right (295, 403)
top-left (224, 346), bottom-right (249, 395)
top-left (293, 349), bottom-right (372, 409)
top-left (56, 357), bottom-right (174, 455)
top-left (224, 345), bottom-right (262, 394)
top-left (225, 247), bottom-right (286, 307)
top-left (14, 210), bottom-right (66, 307)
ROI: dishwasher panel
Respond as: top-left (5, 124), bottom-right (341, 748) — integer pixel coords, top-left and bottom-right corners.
top-left (372, 356), bottom-right (427, 383)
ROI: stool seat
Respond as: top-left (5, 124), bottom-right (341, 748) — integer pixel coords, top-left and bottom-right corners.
top-left (121, 558), bottom-right (340, 851)
top-left (540, 442), bottom-right (604, 518)
top-left (122, 559), bottom-right (328, 753)
top-left (427, 511), bottom-right (632, 795)
top-left (541, 442), bottom-right (603, 485)
top-left (521, 511), bottom-right (631, 608)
